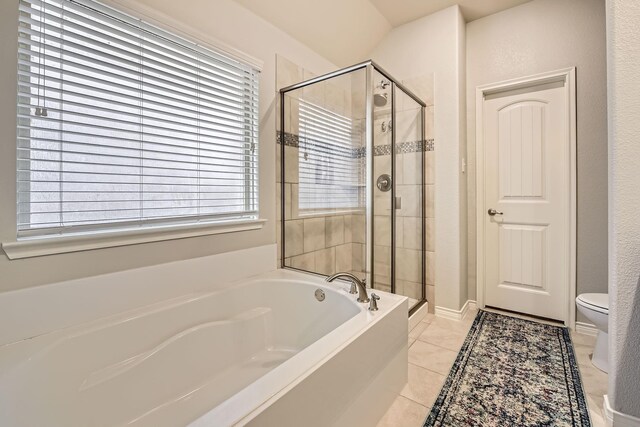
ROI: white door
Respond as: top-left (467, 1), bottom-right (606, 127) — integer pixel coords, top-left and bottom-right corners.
top-left (481, 79), bottom-right (572, 321)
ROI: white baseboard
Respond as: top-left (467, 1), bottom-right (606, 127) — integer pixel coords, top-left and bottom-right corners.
top-left (435, 300), bottom-right (476, 321)
top-left (575, 321), bottom-right (598, 337)
top-left (604, 395), bottom-right (640, 427)
top-left (468, 300), bottom-right (477, 313)
top-left (409, 301), bottom-right (430, 330)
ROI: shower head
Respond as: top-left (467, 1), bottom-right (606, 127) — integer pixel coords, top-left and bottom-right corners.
top-left (374, 93), bottom-right (388, 107)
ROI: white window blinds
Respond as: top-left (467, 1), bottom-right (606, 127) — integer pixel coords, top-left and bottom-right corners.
top-left (16, 0), bottom-right (260, 238)
top-left (298, 101), bottom-right (364, 212)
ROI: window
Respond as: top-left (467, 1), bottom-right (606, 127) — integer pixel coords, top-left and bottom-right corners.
top-left (16, 0), bottom-right (259, 239)
top-left (297, 100), bottom-right (364, 212)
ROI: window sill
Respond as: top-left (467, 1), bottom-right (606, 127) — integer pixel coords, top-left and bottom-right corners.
top-left (2, 218), bottom-right (267, 260)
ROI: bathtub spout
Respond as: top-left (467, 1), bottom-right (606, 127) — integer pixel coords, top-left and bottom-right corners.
top-left (326, 273), bottom-right (370, 303)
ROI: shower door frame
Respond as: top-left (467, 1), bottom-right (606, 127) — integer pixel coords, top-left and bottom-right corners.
top-left (279, 60), bottom-right (427, 315)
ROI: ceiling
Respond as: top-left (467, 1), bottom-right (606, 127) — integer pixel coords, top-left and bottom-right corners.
top-left (233, 0), bottom-right (392, 67)
top-left (370, 0), bottom-right (533, 27)
top-left (233, 0), bottom-right (533, 66)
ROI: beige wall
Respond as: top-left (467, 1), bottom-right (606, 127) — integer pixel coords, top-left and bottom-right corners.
top-left (465, 0), bottom-right (608, 319)
top-left (0, 0), bottom-right (335, 292)
top-left (370, 6), bottom-right (467, 311)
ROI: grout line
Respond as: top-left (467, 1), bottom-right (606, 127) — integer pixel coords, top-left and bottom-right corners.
top-left (407, 361), bottom-right (446, 374)
top-left (414, 337), bottom-right (463, 353)
top-left (407, 359), bottom-right (455, 377)
top-left (399, 392), bottom-right (432, 411)
top-left (396, 394), bottom-right (429, 410)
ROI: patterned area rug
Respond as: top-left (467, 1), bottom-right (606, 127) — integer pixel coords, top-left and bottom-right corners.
top-left (424, 310), bottom-right (591, 427)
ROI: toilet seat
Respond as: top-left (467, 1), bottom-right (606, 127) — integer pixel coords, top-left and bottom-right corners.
top-left (576, 293), bottom-right (608, 315)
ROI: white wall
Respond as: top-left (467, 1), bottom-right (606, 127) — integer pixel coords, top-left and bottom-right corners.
top-left (370, 6), bottom-right (467, 311)
top-left (606, 0), bottom-right (640, 419)
top-left (0, 0), bottom-right (335, 292)
top-left (465, 0), bottom-right (608, 318)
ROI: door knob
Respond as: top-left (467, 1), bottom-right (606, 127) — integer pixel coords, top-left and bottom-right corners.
top-left (487, 208), bottom-right (504, 216)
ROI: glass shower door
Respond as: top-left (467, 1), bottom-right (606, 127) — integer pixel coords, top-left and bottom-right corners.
top-left (371, 69), bottom-right (392, 293)
top-left (280, 68), bottom-right (368, 281)
top-left (393, 88), bottom-right (425, 310)
top-left (278, 60), bottom-right (428, 314)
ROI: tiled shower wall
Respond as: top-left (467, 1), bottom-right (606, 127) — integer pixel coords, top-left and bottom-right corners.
top-left (278, 130), bottom-right (367, 276)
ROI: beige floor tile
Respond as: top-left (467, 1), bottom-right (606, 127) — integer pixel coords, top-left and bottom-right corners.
top-left (571, 331), bottom-right (597, 347)
top-left (401, 363), bottom-right (446, 408)
top-left (422, 313), bottom-right (436, 325)
top-left (573, 336), bottom-right (608, 427)
top-left (409, 321), bottom-right (429, 346)
top-left (590, 409), bottom-right (606, 427)
top-left (432, 316), bottom-right (472, 333)
top-left (462, 308), bottom-right (479, 324)
top-left (376, 395), bottom-right (429, 427)
top-left (417, 319), bottom-right (469, 352)
top-left (579, 362), bottom-right (608, 398)
top-left (573, 341), bottom-right (595, 367)
top-left (587, 390), bottom-right (606, 427)
top-left (586, 392), bottom-right (605, 418)
top-left (408, 340), bottom-right (458, 375)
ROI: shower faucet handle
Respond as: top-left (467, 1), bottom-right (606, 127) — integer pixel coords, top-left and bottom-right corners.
top-left (369, 293), bottom-right (380, 311)
top-left (349, 281), bottom-right (357, 294)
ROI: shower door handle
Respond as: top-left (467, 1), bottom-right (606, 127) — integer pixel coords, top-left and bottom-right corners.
top-left (394, 197), bottom-right (402, 210)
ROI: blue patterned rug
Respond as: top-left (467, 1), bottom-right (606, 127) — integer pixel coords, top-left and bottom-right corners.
top-left (424, 310), bottom-right (591, 427)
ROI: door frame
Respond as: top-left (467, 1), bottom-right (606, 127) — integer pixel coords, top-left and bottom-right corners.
top-left (475, 68), bottom-right (577, 328)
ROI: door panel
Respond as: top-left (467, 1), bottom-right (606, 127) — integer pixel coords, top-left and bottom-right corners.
top-left (483, 81), bottom-right (568, 321)
top-left (499, 224), bottom-right (546, 291)
top-left (499, 104), bottom-right (545, 199)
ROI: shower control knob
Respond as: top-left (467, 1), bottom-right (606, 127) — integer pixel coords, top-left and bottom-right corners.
top-left (377, 174), bottom-right (392, 192)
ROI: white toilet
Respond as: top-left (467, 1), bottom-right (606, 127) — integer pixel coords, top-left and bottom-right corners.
top-left (575, 293), bottom-right (609, 373)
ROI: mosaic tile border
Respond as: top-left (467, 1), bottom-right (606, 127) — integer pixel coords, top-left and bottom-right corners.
top-left (372, 139), bottom-right (435, 155)
top-left (277, 131), bottom-right (435, 156)
top-left (278, 131), bottom-right (300, 148)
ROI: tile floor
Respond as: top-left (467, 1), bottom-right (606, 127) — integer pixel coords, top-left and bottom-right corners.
top-left (376, 307), bottom-right (608, 427)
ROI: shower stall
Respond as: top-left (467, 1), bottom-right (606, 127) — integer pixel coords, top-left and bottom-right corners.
top-left (279, 60), bottom-right (428, 314)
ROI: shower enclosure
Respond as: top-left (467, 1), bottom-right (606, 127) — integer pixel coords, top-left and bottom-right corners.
top-left (279, 61), bottom-right (427, 313)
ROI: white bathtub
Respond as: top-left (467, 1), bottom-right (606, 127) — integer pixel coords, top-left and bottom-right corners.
top-left (0, 265), bottom-right (407, 427)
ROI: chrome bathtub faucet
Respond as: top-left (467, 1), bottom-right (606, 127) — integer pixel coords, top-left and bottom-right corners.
top-left (325, 272), bottom-right (370, 303)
